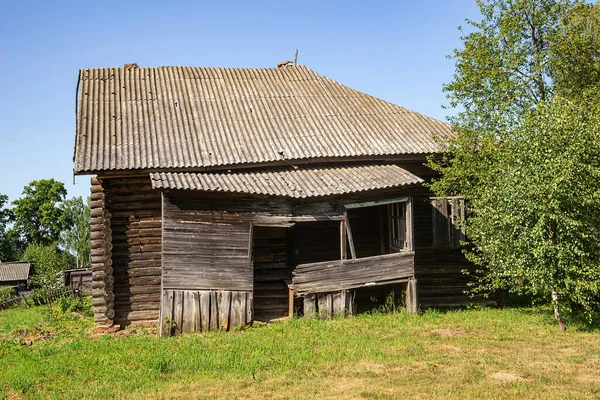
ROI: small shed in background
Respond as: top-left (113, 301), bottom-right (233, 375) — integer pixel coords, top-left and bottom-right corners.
top-left (0, 261), bottom-right (33, 292)
top-left (62, 268), bottom-right (93, 294)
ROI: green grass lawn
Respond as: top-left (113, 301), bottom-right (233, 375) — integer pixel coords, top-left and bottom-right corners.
top-left (1, 304), bottom-right (600, 399)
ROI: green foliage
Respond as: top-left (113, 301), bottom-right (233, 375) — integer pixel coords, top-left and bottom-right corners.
top-left (0, 286), bottom-right (16, 302)
top-left (0, 194), bottom-right (23, 261)
top-left (60, 196), bottom-right (91, 268)
top-left (53, 296), bottom-right (93, 317)
top-left (22, 244), bottom-right (73, 288)
top-left (430, 0), bottom-right (600, 321)
top-left (11, 179), bottom-right (68, 246)
top-left (466, 99), bottom-right (600, 317)
top-left (550, 2), bottom-right (600, 99)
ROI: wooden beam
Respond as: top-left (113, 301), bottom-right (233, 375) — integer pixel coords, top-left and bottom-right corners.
top-left (340, 220), bottom-right (347, 260)
top-left (343, 210), bottom-right (356, 259)
top-left (344, 196), bottom-right (409, 210)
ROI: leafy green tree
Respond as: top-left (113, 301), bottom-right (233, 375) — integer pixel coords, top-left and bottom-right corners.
top-left (12, 179), bottom-right (68, 246)
top-left (0, 194), bottom-right (24, 261)
top-left (430, 0), bottom-right (600, 328)
top-left (466, 99), bottom-right (600, 328)
top-left (22, 243), bottom-right (74, 288)
top-left (60, 196), bottom-right (91, 268)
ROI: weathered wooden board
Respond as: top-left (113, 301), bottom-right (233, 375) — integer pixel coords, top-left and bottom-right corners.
top-left (293, 252), bottom-right (415, 295)
top-left (159, 289), bottom-right (253, 336)
top-left (162, 195), bottom-right (253, 292)
top-left (303, 290), bottom-right (354, 318)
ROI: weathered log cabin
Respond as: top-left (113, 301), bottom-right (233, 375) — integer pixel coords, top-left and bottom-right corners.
top-left (73, 64), bottom-right (482, 335)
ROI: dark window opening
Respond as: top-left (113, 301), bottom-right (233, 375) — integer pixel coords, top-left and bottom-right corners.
top-left (431, 197), bottom-right (466, 249)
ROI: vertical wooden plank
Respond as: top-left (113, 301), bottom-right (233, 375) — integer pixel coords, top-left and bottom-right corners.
top-left (246, 292), bottom-right (253, 324)
top-left (304, 294), bottom-right (316, 318)
top-left (200, 290), bottom-right (210, 332)
top-left (406, 279), bottom-right (418, 313)
top-left (217, 291), bottom-right (230, 331)
top-left (160, 289), bottom-right (174, 337)
top-left (230, 291), bottom-right (241, 329)
top-left (332, 291), bottom-right (344, 317)
top-left (173, 290), bottom-right (183, 335)
top-left (406, 197), bottom-right (414, 252)
top-left (340, 220), bottom-right (347, 260)
top-left (210, 291), bottom-right (218, 331)
top-left (344, 210), bottom-right (357, 259)
top-left (193, 291), bottom-right (201, 333)
top-left (318, 293), bottom-right (332, 318)
top-left (182, 291), bottom-right (194, 333)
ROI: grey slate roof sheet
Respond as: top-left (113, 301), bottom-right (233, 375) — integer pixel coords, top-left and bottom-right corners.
top-left (150, 164), bottom-right (423, 198)
top-left (0, 262), bottom-right (31, 282)
top-left (74, 65), bottom-right (451, 174)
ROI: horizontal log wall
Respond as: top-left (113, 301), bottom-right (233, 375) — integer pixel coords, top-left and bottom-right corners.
top-left (293, 251), bottom-right (415, 295)
top-left (90, 177), bottom-right (114, 326)
top-left (108, 177), bottom-right (162, 326)
top-left (160, 289), bottom-right (252, 336)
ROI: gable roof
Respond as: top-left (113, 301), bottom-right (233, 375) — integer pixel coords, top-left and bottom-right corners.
top-left (0, 261), bottom-right (31, 283)
top-left (74, 65), bottom-right (451, 175)
top-left (150, 164), bottom-right (422, 199)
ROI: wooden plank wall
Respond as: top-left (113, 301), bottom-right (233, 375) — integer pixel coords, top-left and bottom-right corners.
top-left (108, 177), bottom-right (162, 326)
top-left (160, 289), bottom-right (252, 335)
top-left (293, 251), bottom-right (415, 295)
top-left (162, 196), bottom-right (253, 292)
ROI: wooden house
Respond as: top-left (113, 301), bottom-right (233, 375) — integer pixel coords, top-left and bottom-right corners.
top-left (73, 64), bottom-right (483, 335)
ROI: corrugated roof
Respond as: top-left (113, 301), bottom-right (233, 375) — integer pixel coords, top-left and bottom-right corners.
top-left (74, 65), bottom-right (451, 174)
top-left (0, 262), bottom-right (31, 282)
top-left (150, 164), bottom-right (422, 198)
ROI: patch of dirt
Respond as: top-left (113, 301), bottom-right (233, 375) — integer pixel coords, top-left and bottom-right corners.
top-left (431, 326), bottom-right (469, 338)
top-left (355, 361), bottom-right (386, 375)
top-left (13, 329), bottom-right (53, 346)
top-left (489, 372), bottom-right (525, 383)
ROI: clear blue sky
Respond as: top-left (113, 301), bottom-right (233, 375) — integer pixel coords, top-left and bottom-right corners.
top-left (0, 0), bottom-right (480, 203)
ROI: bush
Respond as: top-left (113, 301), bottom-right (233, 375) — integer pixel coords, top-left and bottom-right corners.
top-left (53, 295), bottom-right (93, 317)
top-left (0, 286), bottom-right (16, 302)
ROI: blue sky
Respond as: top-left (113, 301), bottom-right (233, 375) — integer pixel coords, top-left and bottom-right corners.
top-left (0, 0), bottom-right (480, 203)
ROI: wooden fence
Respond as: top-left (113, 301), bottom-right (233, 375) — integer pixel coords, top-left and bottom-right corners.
top-left (0, 287), bottom-right (79, 311)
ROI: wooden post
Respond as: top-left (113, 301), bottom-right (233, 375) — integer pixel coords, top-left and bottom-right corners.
top-left (288, 286), bottom-right (295, 318)
top-left (340, 220), bottom-right (347, 260)
top-left (406, 279), bottom-right (418, 313)
top-left (343, 210), bottom-right (356, 259)
top-left (406, 197), bottom-right (414, 252)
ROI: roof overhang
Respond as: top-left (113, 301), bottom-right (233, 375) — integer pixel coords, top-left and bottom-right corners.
top-left (150, 164), bottom-right (423, 199)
